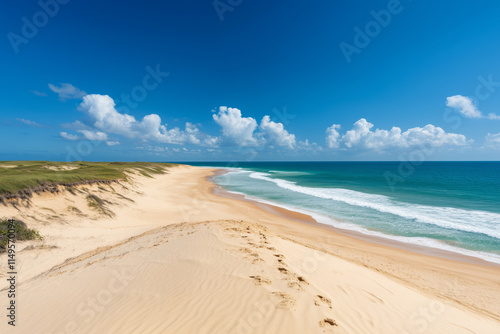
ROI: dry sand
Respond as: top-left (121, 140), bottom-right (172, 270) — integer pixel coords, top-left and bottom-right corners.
top-left (1, 165), bottom-right (500, 333)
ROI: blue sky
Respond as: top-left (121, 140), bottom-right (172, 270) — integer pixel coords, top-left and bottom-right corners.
top-left (1, 0), bottom-right (500, 161)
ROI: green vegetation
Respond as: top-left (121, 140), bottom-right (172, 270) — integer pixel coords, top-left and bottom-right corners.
top-left (86, 194), bottom-right (114, 217)
top-left (0, 219), bottom-right (42, 252)
top-left (0, 161), bottom-right (175, 197)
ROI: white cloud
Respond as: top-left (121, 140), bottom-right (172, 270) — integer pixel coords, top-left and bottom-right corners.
top-left (446, 95), bottom-right (482, 118)
top-left (78, 94), bottom-right (217, 146)
top-left (212, 106), bottom-right (259, 146)
top-left (79, 94), bottom-right (135, 136)
top-left (485, 133), bottom-right (500, 148)
top-left (203, 136), bottom-right (220, 147)
top-left (49, 83), bottom-right (87, 100)
top-left (297, 139), bottom-right (322, 152)
top-left (260, 115), bottom-right (295, 149)
top-left (446, 95), bottom-right (500, 120)
top-left (106, 141), bottom-right (120, 146)
top-left (135, 145), bottom-right (169, 152)
top-left (17, 118), bottom-right (42, 127)
top-left (212, 106), bottom-right (297, 148)
top-left (401, 124), bottom-right (469, 147)
top-left (326, 124), bottom-right (341, 148)
top-left (60, 132), bottom-right (78, 140)
top-left (327, 118), bottom-right (470, 150)
top-left (62, 120), bottom-right (91, 131)
top-left (78, 130), bottom-right (108, 141)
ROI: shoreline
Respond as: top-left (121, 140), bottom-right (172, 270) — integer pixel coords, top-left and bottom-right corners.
top-left (208, 169), bottom-right (500, 268)
top-left (197, 167), bottom-right (500, 321)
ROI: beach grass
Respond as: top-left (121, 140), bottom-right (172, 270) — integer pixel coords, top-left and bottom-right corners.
top-left (0, 219), bottom-right (42, 252)
top-left (0, 161), bottom-right (175, 195)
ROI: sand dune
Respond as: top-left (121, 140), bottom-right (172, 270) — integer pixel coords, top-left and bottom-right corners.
top-left (4, 220), bottom-right (500, 333)
top-left (1, 165), bottom-right (500, 333)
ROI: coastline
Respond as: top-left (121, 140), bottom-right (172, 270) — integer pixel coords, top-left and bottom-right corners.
top-left (204, 166), bottom-right (500, 321)
top-left (209, 168), bottom-right (500, 268)
top-left (1, 165), bottom-right (499, 333)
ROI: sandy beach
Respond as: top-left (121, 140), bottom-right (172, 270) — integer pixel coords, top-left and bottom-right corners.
top-left (1, 165), bottom-right (500, 333)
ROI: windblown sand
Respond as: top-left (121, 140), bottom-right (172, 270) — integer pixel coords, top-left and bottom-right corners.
top-left (1, 165), bottom-right (499, 333)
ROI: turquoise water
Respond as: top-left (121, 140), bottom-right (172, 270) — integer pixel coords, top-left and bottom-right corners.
top-left (186, 162), bottom-right (500, 263)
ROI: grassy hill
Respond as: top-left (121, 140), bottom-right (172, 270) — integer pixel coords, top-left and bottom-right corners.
top-left (0, 161), bottom-right (175, 196)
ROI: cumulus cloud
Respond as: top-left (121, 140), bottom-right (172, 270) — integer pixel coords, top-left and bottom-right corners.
top-left (326, 118), bottom-right (470, 150)
top-left (60, 129), bottom-right (119, 147)
top-left (60, 132), bottom-right (78, 140)
top-left (78, 94), bottom-right (217, 146)
top-left (343, 119), bottom-right (404, 149)
top-left (446, 95), bottom-right (482, 118)
top-left (260, 115), bottom-right (295, 148)
top-left (49, 83), bottom-right (87, 100)
top-left (212, 106), bottom-right (297, 148)
top-left (297, 139), bottom-right (322, 152)
top-left (78, 130), bottom-right (108, 141)
top-left (326, 124), bottom-right (341, 148)
top-left (446, 95), bottom-right (500, 120)
top-left (212, 107), bottom-right (259, 146)
top-left (17, 118), bottom-right (42, 128)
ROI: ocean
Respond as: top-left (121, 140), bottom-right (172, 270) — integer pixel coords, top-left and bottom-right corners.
top-left (185, 162), bottom-right (500, 264)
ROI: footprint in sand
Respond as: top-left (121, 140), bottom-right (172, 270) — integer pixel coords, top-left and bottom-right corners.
top-left (272, 291), bottom-right (296, 309)
top-left (278, 267), bottom-right (289, 274)
top-left (238, 247), bottom-right (252, 254)
top-left (287, 275), bottom-right (309, 290)
top-left (248, 252), bottom-right (265, 264)
top-left (249, 275), bottom-right (272, 285)
top-left (314, 295), bottom-right (332, 309)
top-left (319, 318), bottom-right (337, 327)
top-left (276, 266), bottom-right (309, 290)
top-left (277, 258), bottom-right (286, 266)
top-left (297, 276), bottom-right (308, 284)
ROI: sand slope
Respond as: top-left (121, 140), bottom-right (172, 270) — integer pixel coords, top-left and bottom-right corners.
top-left (2, 220), bottom-right (498, 333)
